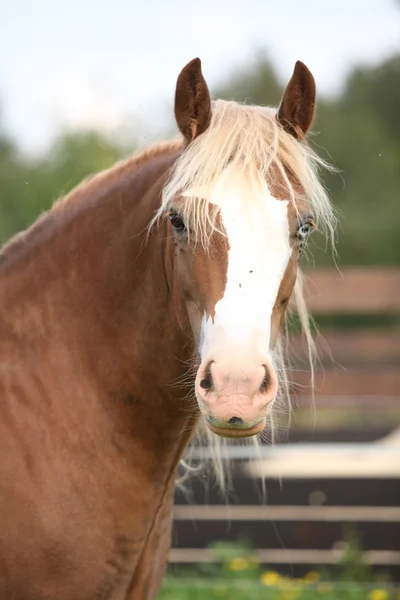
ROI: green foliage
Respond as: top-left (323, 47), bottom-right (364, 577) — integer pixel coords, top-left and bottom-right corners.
top-left (0, 128), bottom-right (129, 245)
top-left (342, 56), bottom-right (400, 141)
top-left (158, 581), bottom-right (397, 600)
top-left (313, 93), bottom-right (400, 266)
top-left (159, 539), bottom-right (398, 599)
top-left (214, 51), bottom-right (282, 107)
top-left (338, 526), bottom-right (372, 583)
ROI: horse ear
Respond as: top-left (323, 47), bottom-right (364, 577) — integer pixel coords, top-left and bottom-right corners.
top-left (175, 58), bottom-right (212, 143)
top-left (277, 61), bottom-right (316, 139)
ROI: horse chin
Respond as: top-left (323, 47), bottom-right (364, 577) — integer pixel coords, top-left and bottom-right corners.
top-left (205, 417), bottom-right (266, 438)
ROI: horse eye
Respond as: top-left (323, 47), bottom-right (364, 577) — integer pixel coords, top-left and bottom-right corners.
top-left (169, 211), bottom-right (186, 233)
top-left (296, 219), bottom-right (315, 242)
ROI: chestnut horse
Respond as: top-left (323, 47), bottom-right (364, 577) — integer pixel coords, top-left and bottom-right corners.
top-left (0, 59), bottom-right (335, 599)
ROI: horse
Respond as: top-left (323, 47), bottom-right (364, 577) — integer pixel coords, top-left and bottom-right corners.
top-left (0, 58), bottom-right (335, 599)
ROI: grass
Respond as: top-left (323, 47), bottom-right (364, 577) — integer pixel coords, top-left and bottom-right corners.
top-left (158, 536), bottom-right (400, 600)
top-left (159, 576), bottom-right (399, 599)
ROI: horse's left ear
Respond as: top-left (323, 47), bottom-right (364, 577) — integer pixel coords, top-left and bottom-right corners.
top-left (175, 58), bottom-right (212, 143)
top-left (277, 61), bottom-right (316, 139)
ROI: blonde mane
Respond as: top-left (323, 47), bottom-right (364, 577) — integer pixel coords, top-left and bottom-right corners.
top-left (153, 100), bottom-right (337, 491)
top-left (153, 100), bottom-right (336, 246)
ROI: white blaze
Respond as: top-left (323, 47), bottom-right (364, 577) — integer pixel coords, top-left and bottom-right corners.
top-left (199, 167), bottom-right (291, 361)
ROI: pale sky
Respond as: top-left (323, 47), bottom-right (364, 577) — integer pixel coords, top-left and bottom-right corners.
top-left (1, 0), bottom-right (399, 155)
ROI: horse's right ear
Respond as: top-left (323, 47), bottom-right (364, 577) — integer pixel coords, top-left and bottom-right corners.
top-left (174, 58), bottom-right (212, 143)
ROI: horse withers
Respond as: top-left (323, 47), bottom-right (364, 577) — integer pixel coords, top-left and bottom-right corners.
top-left (0, 58), bottom-right (334, 599)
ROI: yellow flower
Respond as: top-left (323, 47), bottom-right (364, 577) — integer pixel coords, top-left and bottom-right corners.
top-left (303, 571), bottom-right (320, 583)
top-left (228, 557), bottom-right (249, 572)
top-left (261, 570), bottom-right (281, 586)
top-left (317, 582), bottom-right (333, 594)
top-left (369, 590), bottom-right (389, 600)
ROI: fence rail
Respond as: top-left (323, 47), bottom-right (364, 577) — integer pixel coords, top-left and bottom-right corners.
top-left (300, 267), bottom-right (400, 313)
top-left (173, 505), bottom-right (400, 522)
top-left (169, 548), bottom-right (400, 566)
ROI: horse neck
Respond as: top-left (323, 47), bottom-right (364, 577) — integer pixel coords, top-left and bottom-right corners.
top-left (3, 148), bottom-right (198, 480)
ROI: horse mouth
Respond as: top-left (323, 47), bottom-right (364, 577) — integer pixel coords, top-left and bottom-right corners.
top-left (205, 418), bottom-right (266, 438)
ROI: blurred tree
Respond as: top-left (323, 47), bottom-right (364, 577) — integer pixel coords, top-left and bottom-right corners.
top-left (23, 131), bottom-right (129, 224)
top-left (341, 55), bottom-right (400, 140)
top-left (0, 113), bottom-right (31, 242)
top-left (214, 51), bottom-right (283, 106)
top-left (313, 55), bottom-right (400, 266)
top-left (0, 130), bottom-right (130, 244)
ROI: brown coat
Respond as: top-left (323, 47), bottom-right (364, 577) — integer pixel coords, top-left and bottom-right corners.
top-left (0, 145), bottom-right (198, 599)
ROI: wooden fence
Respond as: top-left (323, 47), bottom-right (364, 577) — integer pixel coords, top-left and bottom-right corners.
top-left (290, 267), bottom-right (400, 401)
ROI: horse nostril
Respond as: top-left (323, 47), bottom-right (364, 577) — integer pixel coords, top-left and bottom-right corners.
top-left (260, 366), bottom-right (271, 393)
top-left (199, 361), bottom-right (214, 391)
top-left (228, 416), bottom-right (243, 425)
top-left (200, 378), bottom-right (212, 389)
